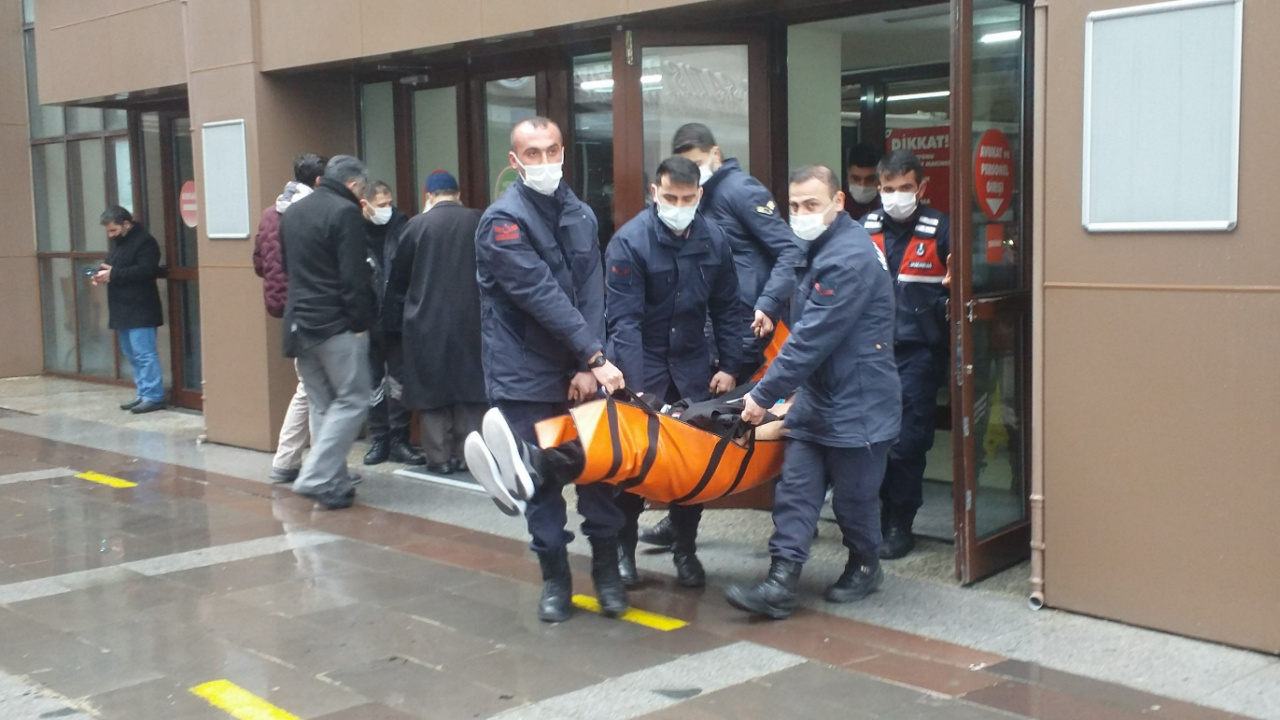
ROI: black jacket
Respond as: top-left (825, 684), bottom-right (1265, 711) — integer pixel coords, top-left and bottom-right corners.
top-left (366, 207), bottom-right (409, 333)
top-left (604, 205), bottom-right (746, 402)
top-left (393, 201), bottom-right (487, 409)
top-left (751, 212), bottom-right (902, 447)
top-left (475, 181), bottom-right (605, 403)
top-left (279, 177), bottom-right (376, 357)
top-left (104, 224), bottom-right (164, 331)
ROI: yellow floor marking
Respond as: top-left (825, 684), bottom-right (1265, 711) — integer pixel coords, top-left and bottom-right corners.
top-left (572, 594), bottom-right (688, 631)
top-left (189, 680), bottom-right (301, 720)
top-left (75, 471), bottom-right (136, 488)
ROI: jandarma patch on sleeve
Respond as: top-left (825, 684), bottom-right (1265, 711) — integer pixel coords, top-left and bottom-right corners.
top-left (611, 265), bottom-right (632, 275)
top-left (755, 201), bottom-right (776, 216)
top-left (814, 282), bottom-right (835, 296)
top-left (493, 223), bottom-right (521, 241)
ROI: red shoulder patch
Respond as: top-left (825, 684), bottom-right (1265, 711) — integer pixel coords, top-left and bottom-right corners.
top-left (814, 282), bottom-right (835, 296)
top-left (493, 223), bottom-right (521, 242)
top-left (611, 266), bottom-right (631, 276)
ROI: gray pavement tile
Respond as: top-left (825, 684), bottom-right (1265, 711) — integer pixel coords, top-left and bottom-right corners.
top-left (84, 676), bottom-right (229, 720)
top-left (6, 574), bottom-right (203, 633)
top-left (325, 655), bottom-right (520, 719)
top-left (1200, 662), bottom-right (1280, 720)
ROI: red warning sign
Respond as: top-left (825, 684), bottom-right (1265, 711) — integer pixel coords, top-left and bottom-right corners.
top-left (974, 130), bottom-right (1013, 221)
top-left (885, 126), bottom-right (950, 215)
top-left (179, 181), bottom-right (198, 228)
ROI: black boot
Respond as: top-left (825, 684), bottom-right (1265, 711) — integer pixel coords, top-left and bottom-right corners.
top-left (671, 517), bottom-right (706, 589)
top-left (536, 548), bottom-right (573, 623)
top-left (363, 438), bottom-right (390, 465)
top-left (824, 553), bottom-right (884, 603)
top-left (724, 558), bottom-right (802, 620)
top-left (589, 537), bottom-right (630, 618)
top-left (878, 506), bottom-right (916, 560)
top-left (389, 436), bottom-right (426, 465)
top-left (638, 514), bottom-right (676, 551)
top-left (618, 524), bottom-right (640, 589)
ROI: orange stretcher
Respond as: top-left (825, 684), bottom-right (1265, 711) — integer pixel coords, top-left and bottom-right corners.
top-left (532, 322), bottom-right (791, 505)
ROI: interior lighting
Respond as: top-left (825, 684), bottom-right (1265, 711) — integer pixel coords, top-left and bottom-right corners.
top-left (578, 74), bottom-right (662, 92)
top-left (886, 90), bottom-right (951, 102)
top-left (979, 30), bottom-right (1022, 44)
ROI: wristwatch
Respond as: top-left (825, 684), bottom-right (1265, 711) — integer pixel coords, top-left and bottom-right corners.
top-left (588, 353), bottom-right (608, 369)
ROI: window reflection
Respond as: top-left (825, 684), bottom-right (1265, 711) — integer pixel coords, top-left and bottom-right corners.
top-left (572, 53), bottom-right (615, 241)
top-left (486, 76), bottom-right (536, 204)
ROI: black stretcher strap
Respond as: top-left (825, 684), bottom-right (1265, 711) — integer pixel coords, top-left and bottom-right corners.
top-left (719, 428), bottom-right (758, 498)
top-left (604, 400), bottom-right (623, 480)
top-left (670, 429), bottom-right (737, 504)
top-left (615, 409), bottom-right (661, 491)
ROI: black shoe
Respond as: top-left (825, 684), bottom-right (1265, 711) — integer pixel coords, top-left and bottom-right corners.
top-left (363, 438), bottom-right (390, 465)
top-left (426, 461), bottom-right (454, 475)
top-left (638, 515), bottom-right (676, 551)
top-left (824, 555), bottom-right (884, 603)
top-left (536, 548), bottom-right (573, 623)
top-left (672, 523), bottom-right (706, 589)
top-left (389, 438), bottom-right (426, 466)
top-left (269, 467), bottom-right (299, 484)
top-left (297, 487), bottom-right (356, 510)
top-left (879, 524), bottom-right (915, 560)
top-left (130, 400), bottom-right (166, 414)
top-left (589, 537), bottom-right (629, 618)
top-left (618, 529), bottom-right (640, 589)
top-left (120, 398), bottom-right (142, 411)
top-left (450, 458), bottom-right (468, 473)
top-left (724, 558), bottom-right (802, 620)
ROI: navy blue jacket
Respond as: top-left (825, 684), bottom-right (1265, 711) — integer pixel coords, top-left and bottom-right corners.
top-left (861, 206), bottom-right (951, 348)
top-left (700, 159), bottom-right (806, 322)
top-left (604, 206), bottom-right (747, 402)
top-left (475, 181), bottom-right (606, 403)
top-left (750, 212), bottom-right (902, 448)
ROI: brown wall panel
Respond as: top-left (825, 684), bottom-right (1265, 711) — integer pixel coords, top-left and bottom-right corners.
top-left (186, 0), bottom-right (256, 72)
top-left (359, 0), bottom-right (482, 59)
top-left (1042, 288), bottom-right (1280, 652)
top-left (198, 265), bottom-right (274, 450)
top-left (0, 257), bottom-right (46, 376)
top-left (1042, 0), bottom-right (1280, 289)
top-left (480, 0), bottom-right (624, 38)
top-left (34, 0), bottom-right (185, 104)
top-left (258, 0), bottom-right (361, 73)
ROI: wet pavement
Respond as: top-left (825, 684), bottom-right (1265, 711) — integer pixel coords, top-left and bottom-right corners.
top-left (0, 422), bottom-right (1269, 720)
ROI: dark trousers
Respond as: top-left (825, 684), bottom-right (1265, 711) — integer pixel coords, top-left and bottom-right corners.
top-left (770, 438), bottom-right (892, 565)
top-left (881, 343), bottom-right (943, 524)
top-left (420, 403), bottom-right (488, 466)
top-left (618, 383), bottom-right (703, 543)
top-left (368, 331), bottom-right (412, 441)
top-left (494, 400), bottom-right (625, 554)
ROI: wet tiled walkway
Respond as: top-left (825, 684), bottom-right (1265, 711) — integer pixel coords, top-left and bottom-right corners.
top-left (0, 427), bottom-right (1264, 720)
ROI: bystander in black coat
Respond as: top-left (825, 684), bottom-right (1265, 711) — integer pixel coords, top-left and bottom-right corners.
top-left (104, 223), bottom-right (164, 330)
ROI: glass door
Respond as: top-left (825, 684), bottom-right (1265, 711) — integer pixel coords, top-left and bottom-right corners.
top-left (950, 0), bottom-right (1032, 583)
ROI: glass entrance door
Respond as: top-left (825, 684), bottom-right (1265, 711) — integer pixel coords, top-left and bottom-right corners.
top-left (949, 0), bottom-right (1032, 583)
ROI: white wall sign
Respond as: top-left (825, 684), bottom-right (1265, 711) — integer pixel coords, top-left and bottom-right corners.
top-left (200, 119), bottom-right (252, 239)
top-left (1082, 0), bottom-right (1242, 232)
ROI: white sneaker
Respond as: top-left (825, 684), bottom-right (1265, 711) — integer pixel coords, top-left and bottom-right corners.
top-left (482, 408), bottom-right (536, 501)
top-left (464, 432), bottom-right (524, 517)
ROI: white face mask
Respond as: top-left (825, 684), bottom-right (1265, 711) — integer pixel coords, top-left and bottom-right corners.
top-left (698, 163), bottom-right (714, 186)
top-left (848, 184), bottom-right (878, 205)
top-left (369, 206), bottom-right (392, 225)
top-left (656, 201), bottom-right (698, 234)
top-left (516, 157), bottom-right (563, 196)
top-left (790, 199), bottom-right (836, 242)
top-left (881, 191), bottom-right (918, 221)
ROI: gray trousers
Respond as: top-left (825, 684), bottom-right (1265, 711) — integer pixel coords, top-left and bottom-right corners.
top-left (419, 403), bottom-right (488, 466)
top-left (293, 332), bottom-right (370, 496)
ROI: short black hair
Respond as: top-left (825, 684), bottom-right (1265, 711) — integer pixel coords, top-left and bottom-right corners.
top-left (99, 206), bottom-right (133, 226)
top-left (510, 116), bottom-right (560, 148)
top-left (654, 156), bottom-right (701, 188)
top-left (848, 142), bottom-right (881, 170)
top-left (788, 165), bottom-right (840, 196)
top-left (324, 155), bottom-right (368, 187)
top-left (293, 153), bottom-right (327, 185)
top-left (877, 149), bottom-right (924, 185)
top-left (671, 123), bottom-right (717, 154)
top-left (365, 180), bottom-right (393, 200)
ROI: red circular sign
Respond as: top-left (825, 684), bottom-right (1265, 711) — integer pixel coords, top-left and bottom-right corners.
top-left (179, 181), bottom-right (198, 228)
top-left (973, 130), bottom-right (1013, 221)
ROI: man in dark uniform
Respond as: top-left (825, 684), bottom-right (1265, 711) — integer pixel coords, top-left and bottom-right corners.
top-left (845, 142), bottom-right (883, 220)
top-left (394, 171), bottom-right (486, 474)
top-left (639, 123), bottom-right (806, 552)
top-left (361, 181), bottom-right (425, 467)
top-left (726, 164), bottom-right (901, 620)
top-left (605, 156), bottom-right (748, 588)
top-left (474, 116), bottom-right (629, 623)
top-left (860, 149), bottom-right (952, 560)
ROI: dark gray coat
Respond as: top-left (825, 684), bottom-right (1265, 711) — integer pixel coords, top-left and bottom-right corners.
top-left (104, 224), bottom-right (164, 331)
top-left (393, 201), bottom-right (486, 409)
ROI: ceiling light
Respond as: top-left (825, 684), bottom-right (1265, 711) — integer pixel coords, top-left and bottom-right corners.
top-left (979, 30), bottom-right (1022, 44)
top-left (886, 90), bottom-right (951, 102)
top-left (640, 74), bottom-right (662, 84)
top-left (579, 79), bottom-right (613, 91)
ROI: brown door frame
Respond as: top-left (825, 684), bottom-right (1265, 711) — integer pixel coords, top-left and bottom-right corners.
top-left (949, 0), bottom-right (1034, 583)
top-left (153, 110), bottom-right (202, 410)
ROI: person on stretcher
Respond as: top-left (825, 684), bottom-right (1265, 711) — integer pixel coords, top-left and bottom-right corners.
top-left (464, 385), bottom-right (792, 516)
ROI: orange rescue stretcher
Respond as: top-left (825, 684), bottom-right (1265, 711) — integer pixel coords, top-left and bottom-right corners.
top-left (532, 323), bottom-right (791, 505)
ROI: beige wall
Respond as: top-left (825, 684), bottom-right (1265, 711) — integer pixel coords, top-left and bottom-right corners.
top-left (1040, 0), bottom-right (1280, 653)
top-left (186, 0), bottom-right (356, 451)
top-left (33, 0), bottom-right (186, 104)
top-left (1, 0), bottom-right (44, 377)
